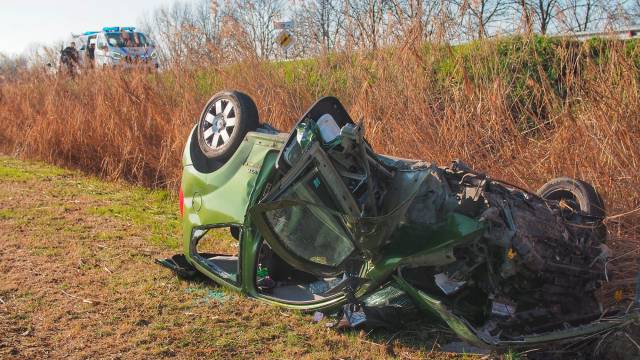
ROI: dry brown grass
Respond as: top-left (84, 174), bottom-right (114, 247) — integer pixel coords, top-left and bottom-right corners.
top-left (1, 36), bottom-right (639, 303)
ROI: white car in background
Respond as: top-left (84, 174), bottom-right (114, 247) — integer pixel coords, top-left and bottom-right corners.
top-left (72, 27), bottom-right (159, 69)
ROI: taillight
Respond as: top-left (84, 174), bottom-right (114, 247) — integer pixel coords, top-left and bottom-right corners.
top-left (179, 186), bottom-right (184, 217)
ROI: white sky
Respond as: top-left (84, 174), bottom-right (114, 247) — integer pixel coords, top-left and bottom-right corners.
top-left (0, 0), bottom-right (175, 56)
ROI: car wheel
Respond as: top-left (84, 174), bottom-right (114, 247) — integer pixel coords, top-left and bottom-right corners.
top-left (537, 177), bottom-right (607, 240)
top-left (197, 90), bottom-right (259, 162)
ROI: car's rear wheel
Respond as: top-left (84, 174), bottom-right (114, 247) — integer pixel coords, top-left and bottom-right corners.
top-left (537, 177), bottom-right (607, 240)
top-left (197, 90), bottom-right (259, 162)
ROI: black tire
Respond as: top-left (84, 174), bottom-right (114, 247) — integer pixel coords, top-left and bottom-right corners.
top-left (537, 177), bottom-right (606, 218)
top-left (196, 90), bottom-right (259, 162)
top-left (537, 177), bottom-right (607, 241)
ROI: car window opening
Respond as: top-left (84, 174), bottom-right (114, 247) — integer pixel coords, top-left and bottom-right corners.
top-left (193, 226), bottom-right (241, 283)
top-left (256, 241), bottom-right (347, 302)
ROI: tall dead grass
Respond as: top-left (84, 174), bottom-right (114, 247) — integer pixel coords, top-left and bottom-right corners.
top-left (1, 37), bottom-right (639, 301)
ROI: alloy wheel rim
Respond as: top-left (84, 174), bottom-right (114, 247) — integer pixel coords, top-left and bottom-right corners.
top-left (202, 99), bottom-right (236, 149)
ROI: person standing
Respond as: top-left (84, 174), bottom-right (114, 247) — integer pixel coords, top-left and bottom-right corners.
top-left (86, 39), bottom-right (96, 68)
top-left (60, 42), bottom-right (80, 76)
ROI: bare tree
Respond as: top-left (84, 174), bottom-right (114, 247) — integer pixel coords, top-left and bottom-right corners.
top-left (296, 0), bottom-right (345, 54)
top-left (633, 0), bottom-right (640, 18)
top-left (192, 0), bottom-right (223, 46)
top-left (516, 0), bottom-right (560, 34)
top-left (597, 1), bottom-right (637, 29)
top-left (229, 0), bottom-right (283, 59)
top-left (452, 0), bottom-right (511, 39)
top-left (386, 0), bottom-right (446, 41)
top-left (141, 2), bottom-right (192, 62)
top-left (139, 0), bottom-right (225, 65)
top-left (135, 0), bottom-right (639, 67)
top-left (343, 0), bottom-right (392, 50)
top-left (555, 0), bottom-right (607, 32)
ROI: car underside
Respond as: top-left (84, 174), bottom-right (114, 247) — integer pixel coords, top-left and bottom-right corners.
top-left (159, 91), bottom-right (639, 350)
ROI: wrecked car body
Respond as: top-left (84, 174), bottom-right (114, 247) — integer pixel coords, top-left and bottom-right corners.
top-left (163, 90), bottom-right (638, 349)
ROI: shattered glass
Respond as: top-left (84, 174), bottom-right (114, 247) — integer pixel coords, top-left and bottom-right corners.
top-left (283, 119), bottom-right (320, 167)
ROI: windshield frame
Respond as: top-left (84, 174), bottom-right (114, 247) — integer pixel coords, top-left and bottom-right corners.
top-left (249, 142), bottom-right (360, 277)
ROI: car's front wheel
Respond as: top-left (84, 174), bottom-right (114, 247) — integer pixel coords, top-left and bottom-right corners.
top-left (197, 90), bottom-right (259, 162)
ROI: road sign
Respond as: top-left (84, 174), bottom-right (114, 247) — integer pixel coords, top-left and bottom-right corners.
top-left (274, 21), bottom-right (295, 30)
top-left (274, 30), bottom-right (295, 50)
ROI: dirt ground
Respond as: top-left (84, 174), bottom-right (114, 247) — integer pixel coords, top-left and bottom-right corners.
top-left (0, 156), bottom-right (484, 359)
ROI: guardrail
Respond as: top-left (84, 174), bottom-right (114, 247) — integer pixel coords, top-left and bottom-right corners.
top-left (553, 26), bottom-right (640, 41)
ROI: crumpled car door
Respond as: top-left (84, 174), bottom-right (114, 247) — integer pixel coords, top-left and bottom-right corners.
top-left (250, 141), bottom-right (362, 277)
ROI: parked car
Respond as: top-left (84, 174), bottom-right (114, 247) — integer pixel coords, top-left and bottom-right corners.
top-left (159, 90), bottom-right (638, 349)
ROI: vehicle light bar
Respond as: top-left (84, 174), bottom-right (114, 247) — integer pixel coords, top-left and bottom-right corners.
top-left (102, 26), bottom-right (136, 32)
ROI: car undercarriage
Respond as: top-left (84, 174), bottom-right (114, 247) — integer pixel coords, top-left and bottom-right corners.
top-left (159, 91), bottom-right (639, 352)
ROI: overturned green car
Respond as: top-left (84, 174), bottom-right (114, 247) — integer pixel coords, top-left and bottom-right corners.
top-left (161, 90), bottom-right (638, 349)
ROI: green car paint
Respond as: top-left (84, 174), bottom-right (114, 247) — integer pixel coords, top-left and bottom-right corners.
top-left (181, 126), bottom-right (350, 310)
top-left (181, 125), bottom-right (479, 306)
top-left (180, 125), bottom-right (638, 348)
top-left (357, 213), bottom-right (486, 296)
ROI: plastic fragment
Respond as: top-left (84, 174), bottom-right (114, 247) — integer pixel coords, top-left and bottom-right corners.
top-left (312, 311), bottom-right (324, 322)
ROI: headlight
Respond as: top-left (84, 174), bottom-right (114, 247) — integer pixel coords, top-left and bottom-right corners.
top-left (109, 51), bottom-right (122, 60)
top-left (150, 51), bottom-right (158, 59)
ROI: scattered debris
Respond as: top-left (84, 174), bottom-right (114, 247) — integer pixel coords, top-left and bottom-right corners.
top-left (135, 319), bottom-right (150, 327)
top-left (434, 273), bottom-right (465, 295)
top-left (338, 305), bottom-right (367, 328)
top-left (312, 311), bottom-right (324, 322)
top-left (203, 290), bottom-right (227, 303)
top-left (61, 289), bottom-right (99, 305)
top-left (156, 254), bottom-right (198, 279)
top-left (185, 287), bottom-right (227, 304)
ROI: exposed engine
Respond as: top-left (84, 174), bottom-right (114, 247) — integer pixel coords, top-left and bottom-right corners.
top-left (401, 160), bottom-right (610, 338)
top-left (254, 104), bottom-right (617, 341)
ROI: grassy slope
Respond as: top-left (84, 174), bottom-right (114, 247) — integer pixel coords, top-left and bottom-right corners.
top-left (0, 156), bottom-right (484, 359)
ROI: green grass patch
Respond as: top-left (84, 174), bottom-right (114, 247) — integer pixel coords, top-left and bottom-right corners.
top-left (0, 157), bottom-right (69, 181)
top-left (0, 208), bottom-right (17, 220)
top-left (0, 155), bottom-right (181, 250)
